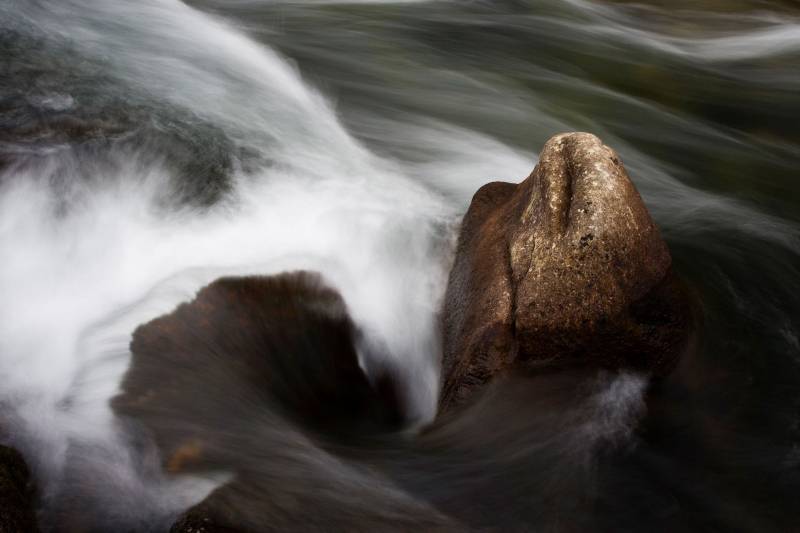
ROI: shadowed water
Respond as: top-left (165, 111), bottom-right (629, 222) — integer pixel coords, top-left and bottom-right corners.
top-left (1, 0), bottom-right (799, 530)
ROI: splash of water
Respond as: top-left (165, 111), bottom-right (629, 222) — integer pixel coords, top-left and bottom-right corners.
top-left (1, 0), bottom-right (799, 530)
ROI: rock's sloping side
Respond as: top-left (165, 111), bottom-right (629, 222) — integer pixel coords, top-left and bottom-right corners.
top-left (114, 272), bottom-right (436, 532)
top-left (0, 445), bottom-right (39, 533)
top-left (113, 271), bottom-right (403, 470)
top-left (170, 501), bottom-right (246, 533)
top-left (441, 133), bottom-right (689, 412)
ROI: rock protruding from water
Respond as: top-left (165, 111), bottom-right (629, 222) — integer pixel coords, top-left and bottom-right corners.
top-left (440, 132), bottom-right (690, 412)
top-left (114, 272), bottom-right (422, 532)
top-left (0, 445), bottom-right (39, 533)
top-left (114, 272), bottom-right (403, 468)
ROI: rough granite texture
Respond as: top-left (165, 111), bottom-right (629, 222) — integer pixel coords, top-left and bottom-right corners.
top-left (440, 132), bottom-right (690, 412)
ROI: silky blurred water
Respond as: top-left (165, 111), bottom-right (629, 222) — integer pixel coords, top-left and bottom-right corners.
top-left (1, 0), bottom-right (799, 530)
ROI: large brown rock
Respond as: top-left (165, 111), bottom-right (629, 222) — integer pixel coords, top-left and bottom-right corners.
top-left (440, 132), bottom-right (690, 412)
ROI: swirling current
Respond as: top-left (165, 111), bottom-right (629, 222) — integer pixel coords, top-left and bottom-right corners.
top-left (1, 0), bottom-right (799, 531)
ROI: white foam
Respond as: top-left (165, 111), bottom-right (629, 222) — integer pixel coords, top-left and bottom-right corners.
top-left (0, 0), bottom-right (479, 524)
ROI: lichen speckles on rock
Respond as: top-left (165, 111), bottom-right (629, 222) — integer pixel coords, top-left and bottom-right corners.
top-left (439, 132), bottom-right (690, 414)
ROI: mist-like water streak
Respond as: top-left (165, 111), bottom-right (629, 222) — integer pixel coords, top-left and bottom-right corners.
top-left (2, 0), bottom-right (799, 530)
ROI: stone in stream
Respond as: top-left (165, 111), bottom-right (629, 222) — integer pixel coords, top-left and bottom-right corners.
top-left (440, 132), bottom-right (690, 413)
top-left (113, 271), bottom-right (424, 532)
top-left (113, 271), bottom-right (403, 471)
top-left (0, 444), bottom-right (39, 533)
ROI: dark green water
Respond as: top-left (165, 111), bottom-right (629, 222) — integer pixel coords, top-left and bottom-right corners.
top-left (1, 0), bottom-right (798, 530)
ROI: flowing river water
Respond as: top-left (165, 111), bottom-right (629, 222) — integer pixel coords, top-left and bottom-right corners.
top-left (1, 0), bottom-right (799, 531)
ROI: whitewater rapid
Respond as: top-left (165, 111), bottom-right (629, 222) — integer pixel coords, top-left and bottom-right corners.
top-left (2, 0), bottom-right (799, 530)
top-left (0, 0), bottom-right (499, 525)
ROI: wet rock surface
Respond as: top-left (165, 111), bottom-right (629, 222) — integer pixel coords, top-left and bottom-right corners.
top-left (0, 29), bottom-right (239, 206)
top-left (113, 271), bottom-right (439, 532)
top-left (170, 501), bottom-right (247, 533)
top-left (440, 132), bottom-right (690, 412)
top-left (0, 444), bottom-right (39, 533)
top-left (113, 271), bottom-right (403, 465)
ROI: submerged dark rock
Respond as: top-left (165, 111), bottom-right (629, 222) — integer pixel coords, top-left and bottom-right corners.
top-left (170, 501), bottom-right (245, 533)
top-left (113, 271), bottom-right (423, 532)
top-left (0, 29), bottom-right (238, 206)
top-left (440, 132), bottom-right (690, 413)
top-left (113, 271), bottom-right (402, 468)
top-left (0, 445), bottom-right (39, 533)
